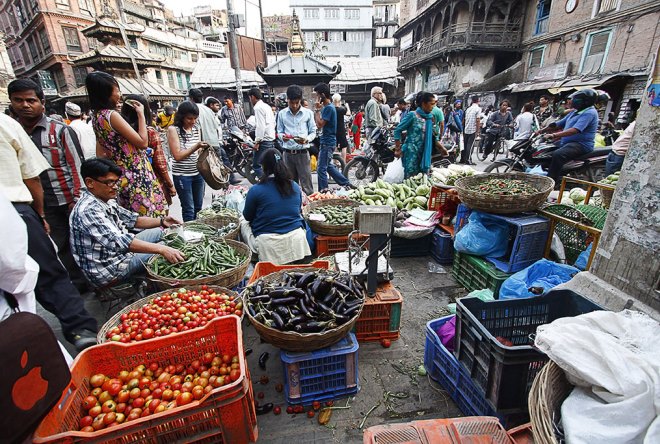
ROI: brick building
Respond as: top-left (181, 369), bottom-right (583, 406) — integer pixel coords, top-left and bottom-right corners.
top-left (514, 0), bottom-right (660, 125)
top-left (0, 0), bottom-right (97, 96)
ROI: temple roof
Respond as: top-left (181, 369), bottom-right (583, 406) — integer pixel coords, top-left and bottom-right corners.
top-left (73, 45), bottom-right (164, 68)
top-left (61, 77), bottom-right (185, 101)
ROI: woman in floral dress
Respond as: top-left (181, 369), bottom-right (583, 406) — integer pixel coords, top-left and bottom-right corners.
top-left (86, 71), bottom-right (167, 217)
top-left (393, 92), bottom-right (439, 178)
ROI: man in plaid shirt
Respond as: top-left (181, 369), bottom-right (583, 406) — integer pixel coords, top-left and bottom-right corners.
top-left (70, 158), bottom-right (184, 288)
top-left (9, 79), bottom-right (87, 290)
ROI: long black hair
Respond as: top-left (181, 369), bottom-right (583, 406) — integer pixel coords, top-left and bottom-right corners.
top-left (173, 101), bottom-right (199, 144)
top-left (259, 148), bottom-right (293, 197)
top-left (120, 94), bottom-right (151, 131)
top-left (86, 71), bottom-right (119, 111)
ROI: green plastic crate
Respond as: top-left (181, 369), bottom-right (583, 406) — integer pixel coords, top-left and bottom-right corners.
top-left (452, 252), bottom-right (512, 298)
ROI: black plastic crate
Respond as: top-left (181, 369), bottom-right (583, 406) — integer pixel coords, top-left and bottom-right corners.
top-left (454, 290), bottom-right (603, 412)
top-left (390, 234), bottom-right (432, 257)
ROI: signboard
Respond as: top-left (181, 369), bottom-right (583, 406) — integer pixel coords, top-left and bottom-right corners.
top-left (229, 35), bottom-right (266, 70)
top-left (400, 32), bottom-right (413, 50)
top-left (426, 72), bottom-right (450, 93)
top-left (35, 71), bottom-right (58, 97)
top-left (528, 62), bottom-right (571, 81)
top-left (330, 84), bottom-right (346, 94)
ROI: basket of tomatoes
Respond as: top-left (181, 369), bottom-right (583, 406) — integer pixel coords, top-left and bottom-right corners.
top-left (97, 285), bottom-right (243, 344)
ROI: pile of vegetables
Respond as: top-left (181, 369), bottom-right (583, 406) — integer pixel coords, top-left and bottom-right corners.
top-left (245, 271), bottom-right (365, 333)
top-left (307, 191), bottom-right (347, 201)
top-left (468, 178), bottom-right (538, 196)
top-left (563, 187), bottom-right (588, 205)
top-left (149, 237), bottom-right (245, 280)
top-left (431, 164), bottom-right (477, 187)
top-left (308, 205), bottom-right (354, 225)
top-left (75, 354), bottom-right (240, 432)
top-left (599, 172), bottom-right (620, 187)
top-left (103, 286), bottom-right (242, 343)
top-left (196, 205), bottom-right (240, 220)
top-left (166, 222), bottom-right (218, 238)
top-left (346, 175), bottom-right (431, 211)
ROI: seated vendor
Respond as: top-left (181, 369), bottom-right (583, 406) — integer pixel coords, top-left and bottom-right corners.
top-left (70, 158), bottom-right (184, 288)
top-left (240, 148), bottom-right (311, 264)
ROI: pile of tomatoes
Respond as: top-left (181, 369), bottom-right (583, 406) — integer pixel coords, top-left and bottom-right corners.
top-left (77, 353), bottom-right (241, 432)
top-left (105, 286), bottom-right (242, 342)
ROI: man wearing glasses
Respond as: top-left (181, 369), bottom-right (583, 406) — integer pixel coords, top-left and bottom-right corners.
top-left (70, 158), bottom-right (185, 289)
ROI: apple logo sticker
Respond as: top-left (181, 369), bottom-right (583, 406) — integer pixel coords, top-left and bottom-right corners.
top-left (12, 350), bottom-right (49, 411)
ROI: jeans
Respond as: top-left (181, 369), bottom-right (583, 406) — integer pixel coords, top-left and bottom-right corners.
top-left (173, 174), bottom-right (205, 221)
top-left (283, 150), bottom-right (314, 196)
top-left (215, 145), bottom-right (232, 169)
top-left (605, 152), bottom-right (625, 175)
top-left (548, 142), bottom-right (590, 186)
top-left (44, 203), bottom-right (88, 290)
top-left (461, 132), bottom-right (477, 163)
top-left (13, 203), bottom-right (98, 338)
top-left (122, 228), bottom-right (164, 278)
top-left (253, 140), bottom-right (274, 178)
top-left (318, 143), bottom-right (349, 190)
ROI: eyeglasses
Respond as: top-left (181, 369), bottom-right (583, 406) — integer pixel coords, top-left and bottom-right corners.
top-left (92, 178), bottom-right (120, 188)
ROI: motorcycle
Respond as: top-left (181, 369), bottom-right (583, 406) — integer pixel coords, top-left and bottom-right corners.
top-left (483, 134), bottom-right (610, 182)
top-left (343, 126), bottom-right (452, 186)
top-left (223, 126), bottom-right (258, 184)
top-left (308, 134), bottom-right (347, 184)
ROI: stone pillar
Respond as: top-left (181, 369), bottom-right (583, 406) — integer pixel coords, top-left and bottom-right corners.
top-left (559, 65), bottom-right (660, 319)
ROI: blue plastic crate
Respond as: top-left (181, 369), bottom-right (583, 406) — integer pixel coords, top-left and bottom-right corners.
top-left (458, 210), bottom-right (550, 273)
top-left (453, 204), bottom-right (472, 235)
top-left (424, 316), bottom-right (528, 428)
top-left (431, 228), bottom-right (454, 264)
top-left (390, 234), bottom-right (432, 257)
top-left (282, 333), bottom-right (359, 405)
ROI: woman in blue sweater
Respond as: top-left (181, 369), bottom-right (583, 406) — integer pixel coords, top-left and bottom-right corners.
top-left (240, 148), bottom-right (311, 264)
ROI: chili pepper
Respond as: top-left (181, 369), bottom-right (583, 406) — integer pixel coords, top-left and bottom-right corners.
top-left (258, 352), bottom-right (269, 370)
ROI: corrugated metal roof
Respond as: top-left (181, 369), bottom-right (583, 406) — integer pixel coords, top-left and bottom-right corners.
top-left (189, 58), bottom-right (265, 89)
top-left (328, 57), bottom-right (401, 85)
top-left (261, 54), bottom-right (338, 75)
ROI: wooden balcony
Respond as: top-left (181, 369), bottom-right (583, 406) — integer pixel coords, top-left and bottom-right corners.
top-left (398, 21), bottom-right (522, 70)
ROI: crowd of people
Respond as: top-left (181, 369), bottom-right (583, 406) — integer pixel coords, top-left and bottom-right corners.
top-left (0, 68), bottom-right (638, 355)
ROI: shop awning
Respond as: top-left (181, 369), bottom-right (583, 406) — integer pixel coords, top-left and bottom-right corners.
top-left (59, 77), bottom-right (185, 101)
top-left (510, 80), bottom-right (565, 93)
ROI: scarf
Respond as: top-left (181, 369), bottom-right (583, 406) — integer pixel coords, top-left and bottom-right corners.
top-left (416, 107), bottom-right (434, 172)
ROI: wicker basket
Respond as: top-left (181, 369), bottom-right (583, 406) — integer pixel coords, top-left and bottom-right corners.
top-left (96, 285), bottom-right (242, 343)
top-left (196, 214), bottom-right (240, 240)
top-left (303, 199), bottom-right (360, 236)
top-left (529, 361), bottom-right (573, 444)
top-left (146, 239), bottom-right (251, 291)
top-left (455, 172), bottom-right (554, 214)
top-left (244, 270), bottom-right (364, 352)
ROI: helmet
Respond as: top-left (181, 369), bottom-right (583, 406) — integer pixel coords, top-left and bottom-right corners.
top-left (275, 93), bottom-right (287, 109)
top-left (568, 88), bottom-right (598, 111)
top-left (595, 89), bottom-right (611, 105)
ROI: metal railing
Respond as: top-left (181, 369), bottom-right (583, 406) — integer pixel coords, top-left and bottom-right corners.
top-left (398, 21), bottom-right (522, 69)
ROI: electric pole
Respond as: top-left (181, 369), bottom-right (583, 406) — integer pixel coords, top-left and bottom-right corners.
top-left (227, 0), bottom-right (243, 107)
top-left (115, 0), bottom-right (149, 100)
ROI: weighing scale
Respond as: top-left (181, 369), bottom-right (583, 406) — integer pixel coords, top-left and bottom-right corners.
top-left (335, 205), bottom-right (395, 295)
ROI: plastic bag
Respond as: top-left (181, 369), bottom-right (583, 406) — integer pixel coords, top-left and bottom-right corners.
top-left (383, 158), bottom-right (405, 183)
top-left (574, 243), bottom-right (593, 271)
top-left (437, 315), bottom-right (456, 352)
top-left (499, 259), bottom-right (579, 300)
top-left (454, 212), bottom-right (509, 258)
top-left (225, 188), bottom-right (246, 214)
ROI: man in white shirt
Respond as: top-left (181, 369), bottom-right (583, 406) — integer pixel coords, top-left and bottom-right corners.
top-left (514, 102), bottom-right (539, 141)
top-left (605, 120), bottom-right (636, 175)
top-left (66, 102), bottom-right (96, 159)
top-left (460, 96), bottom-right (482, 164)
top-left (249, 87), bottom-right (276, 178)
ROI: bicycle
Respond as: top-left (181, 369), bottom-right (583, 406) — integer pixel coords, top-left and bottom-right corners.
top-left (480, 125), bottom-right (513, 162)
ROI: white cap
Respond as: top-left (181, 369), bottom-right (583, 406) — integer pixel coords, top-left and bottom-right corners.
top-left (65, 102), bottom-right (81, 117)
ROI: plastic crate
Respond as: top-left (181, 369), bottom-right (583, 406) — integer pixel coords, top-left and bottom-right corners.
top-left (431, 228), bottom-right (454, 264)
top-left (315, 234), bottom-right (369, 256)
top-left (353, 281), bottom-right (402, 342)
top-left (363, 417), bottom-right (512, 444)
top-left (247, 260), bottom-right (330, 285)
top-left (484, 213), bottom-right (550, 273)
top-left (427, 185), bottom-right (461, 217)
top-left (452, 252), bottom-right (512, 298)
top-left (281, 333), bottom-right (359, 405)
top-left (507, 423), bottom-right (534, 444)
top-left (34, 316), bottom-right (257, 443)
top-left (390, 233), bottom-right (432, 257)
top-left (455, 290), bottom-right (603, 412)
top-left (454, 203), bottom-right (471, 235)
top-left (424, 317), bottom-right (528, 428)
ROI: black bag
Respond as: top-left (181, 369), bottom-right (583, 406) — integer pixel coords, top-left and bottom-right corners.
top-left (0, 293), bottom-right (71, 443)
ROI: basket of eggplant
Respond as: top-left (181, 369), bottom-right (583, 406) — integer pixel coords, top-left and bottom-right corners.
top-left (243, 269), bottom-right (365, 352)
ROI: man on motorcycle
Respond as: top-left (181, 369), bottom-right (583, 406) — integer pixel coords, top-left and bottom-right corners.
top-left (535, 89), bottom-right (599, 186)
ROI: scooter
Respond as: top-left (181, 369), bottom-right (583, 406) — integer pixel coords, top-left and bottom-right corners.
top-left (223, 126), bottom-right (258, 184)
top-left (484, 135), bottom-right (611, 182)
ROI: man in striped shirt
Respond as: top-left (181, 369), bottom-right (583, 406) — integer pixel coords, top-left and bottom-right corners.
top-left (9, 79), bottom-right (87, 291)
